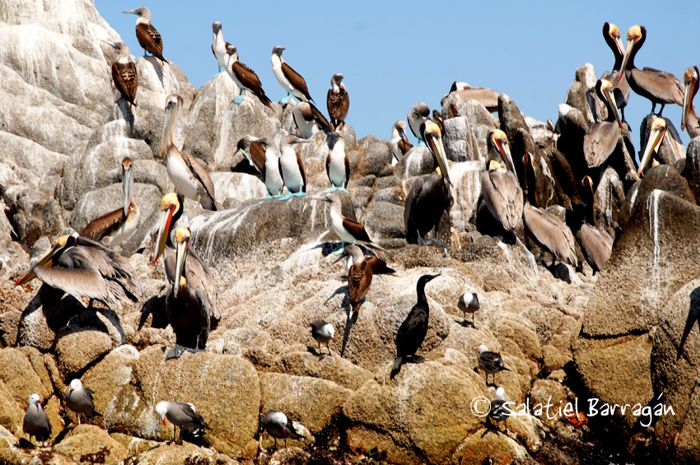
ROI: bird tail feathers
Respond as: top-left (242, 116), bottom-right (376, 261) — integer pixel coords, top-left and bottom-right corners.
top-left (390, 356), bottom-right (403, 379)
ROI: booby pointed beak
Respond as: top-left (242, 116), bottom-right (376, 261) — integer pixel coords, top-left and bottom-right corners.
top-left (425, 132), bottom-right (452, 186)
top-left (123, 9), bottom-right (137, 15)
top-left (682, 78), bottom-right (696, 132)
top-left (152, 206), bottom-right (175, 265)
top-left (122, 165), bottom-right (133, 217)
top-left (638, 125), bottom-right (666, 177)
top-left (617, 39), bottom-right (635, 84)
top-left (173, 236), bottom-right (189, 296)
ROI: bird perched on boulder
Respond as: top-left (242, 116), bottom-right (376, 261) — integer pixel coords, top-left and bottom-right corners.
top-left (478, 344), bottom-right (510, 386)
top-left (310, 320), bottom-right (335, 355)
top-left (23, 394), bottom-right (51, 446)
top-left (123, 7), bottom-right (167, 64)
top-left (65, 379), bottom-right (101, 424)
top-left (261, 410), bottom-right (306, 449)
top-left (327, 72), bottom-right (349, 129)
top-left (155, 400), bottom-right (206, 443)
top-left (346, 244), bottom-right (373, 322)
top-left (391, 274), bottom-right (440, 379)
top-left (458, 292), bottom-right (480, 327)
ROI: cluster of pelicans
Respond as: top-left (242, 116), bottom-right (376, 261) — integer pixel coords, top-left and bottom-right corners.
top-left (11, 7), bottom-right (700, 453)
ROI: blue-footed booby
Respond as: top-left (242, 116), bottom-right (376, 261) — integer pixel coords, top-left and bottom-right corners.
top-left (234, 136), bottom-right (284, 197)
top-left (326, 132), bottom-right (349, 191)
top-left (123, 7), bottom-right (167, 64)
top-left (327, 73), bottom-right (349, 129)
top-left (278, 133), bottom-right (308, 197)
top-left (211, 21), bottom-right (231, 72)
top-left (225, 44), bottom-right (273, 107)
top-left (271, 46), bottom-right (314, 104)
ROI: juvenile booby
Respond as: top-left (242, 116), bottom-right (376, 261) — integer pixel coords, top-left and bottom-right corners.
top-left (407, 102), bottom-right (430, 143)
top-left (278, 133), bottom-right (308, 197)
top-left (211, 22), bottom-right (230, 72)
top-left (390, 120), bottom-right (413, 164)
top-left (458, 292), bottom-right (480, 327)
top-left (23, 394), bottom-right (51, 446)
top-left (106, 42), bottom-right (137, 108)
top-left (292, 101), bottom-right (331, 138)
top-left (81, 157), bottom-right (140, 248)
top-left (324, 196), bottom-right (380, 250)
top-left (682, 66), bottom-right (700, 137)
top-left (326, 132), bottom-right (349, 191)
top-left (327, 73), bottom-right (349, 129)
top-left (160, 94), bottom-right (217, 210)
top-left (155, 400), bottom-right (206, 442)
top-left (15, 232), bottom-right (139, 308)
top-left (261, 410), bottom-right (305, 449)
top-left (602, 22), bottom-right (629, 122)
top-left (271, 46), bottom-right (314, 103)
top-left (234, 137), bottom-right (284, 197)
top-left (478, 345), bottom-right (510, 386)
top-left (391, 274), bottom-right (440, 379)
top-left (310, 320), bottom-right (334, 355)
top-left (583, 79), bottom-right (622, 169)
top-left (619, 25), bottom-right (683, 115)
top-left (523, 202), bottom-right (578, 267)
top-left (346, 244), bottom-right (373, 322)
top-left (225, 44), bottom-right (273, 107)
top-left (65, 379), bottom-right (100, 424)
top-left (123, 7), bottom-right (167, 64)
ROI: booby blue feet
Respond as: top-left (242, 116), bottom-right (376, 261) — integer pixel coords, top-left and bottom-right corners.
top-left (233, 94), bottom-right (244, 105)
top-left (417, 140), bottom-right (426, 147)
top-left (278, 193), bottom-right (293, 200)
top-left (293, 191), bottom-right (306, 197)
top-left (329, 186), bottom-right (338, 192)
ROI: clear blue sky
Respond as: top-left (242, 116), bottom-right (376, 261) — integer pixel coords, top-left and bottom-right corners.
top-left (97, 1), bottom-right (697, 144)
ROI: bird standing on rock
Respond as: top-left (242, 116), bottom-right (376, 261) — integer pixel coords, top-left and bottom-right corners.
top-left (478, 344), bottom-right (510, 386)
top-left (261, 410), bottom-right (305, 449)
top-left (106, 41), bottom-right (138, 109)
top-left (155, 400), bottom-right (206, 443)
top-left (391, 274), bottom-right (440, 379)
top-left (458, 292), bottom-right (480, 327)
top-left (271, 46), bottom-right (314, 104)
top-left (123, 7), bottom-right (167, 64)
top-left (310, 320), bottom-right (335, 355)
top-left (23, 394), bottom-right (51, 446)
top-left (326, 132), bottom-right (350, 191)
top-left (324, 195), bottom-right (381, 251)
top-left (346, 244), bottom-right (373, 322)
top-left (327, 72), bottom-right (349, 129)
top-left (65, 379), bottom-right (101, 424)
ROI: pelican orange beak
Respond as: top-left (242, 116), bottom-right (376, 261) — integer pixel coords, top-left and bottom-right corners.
top-left (14, 244), bottom-right (59, 286)
top-left (638, 123), bottom-right (666, 177)
top-left (618, 33), bottom-right (638, 84)
top-left (496, 139), bottom-right (515, 174)
top-left (152, 205), bottom-right (176, 265)
top-left (682, 76), bottom-right (696, 132)
top-left (423, 122), bottom-right (452, 186)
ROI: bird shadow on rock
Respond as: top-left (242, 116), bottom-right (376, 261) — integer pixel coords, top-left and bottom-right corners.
top-left (144, 56), bottom-right (165, 85)
top-left (456, 318), bottom-right (476, 328)
top-left (16, 284), bottom-right (121, 347)
top-left (138, 293), bottom-right (168, 330)
top-left (677, 286), bottom-right (700, 359)
top-left (116, 99), bottom-right (135, 127)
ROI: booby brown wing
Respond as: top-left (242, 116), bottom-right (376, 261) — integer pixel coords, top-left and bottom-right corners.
top-left (81, 207), bottom-right (127, 241)
top-left (348, 260), bottom-right (372, 312)
top-left (583, 122), bottom-right (621, 168)
top-left (523, 203), bottom-right (578, 266)
top-left (281, 62), bottom-right (312, 101)
top-left (481, 170), bottom-right (523, 231)
top-left (309, 102), bottom-right (332, 131)
top-left (232, 61), bottom-right (272, 107)
top-left (249, 141), bottom-right (267, 175)
top-left (630, 67), bottom-right (683, 105)
top-left (342, 218), bottom-right (371, 242)
top-left (180, 151), bottom-right (217, 211)
top-left (135, 23), bottom-right (167, 63)
top-left (366, 255), bottom-right (396, 274)
top-left (112, 61), bottom-right (137, 106)
top-left (327, 88), bottom-right (349, 127)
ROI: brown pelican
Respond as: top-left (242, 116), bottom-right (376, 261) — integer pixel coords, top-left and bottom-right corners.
top-left (602, 22), bottom-right (629, 122)
top-left (225, 44), bottom-right (273, 107)
top-left (682, 66), bottom-right (700, 137)
top-left (211, 22), bottom-right (230, 72)
top-left (522, 150), bottom-right (557, 209)
top-left (584, 79), bottom-right (622, 169)
top-left (582, 170), bottom-right (625, 239)
top-left (310, 320), bottom-right (335, 355)
top-left (441, 81), bottom-right (500, 113)
top-left (81, 157), bottom-right (140, 248)
top-left (407, 102), bottom-right (431, 143)
top-left (390, 120), bottom-right (413, 164)
top-left (346, 244), bottom-right (372, 321)
top-left (163, 227), bottom-right (214, 359)
top-left (404, 120), bottom-right (453, 244)
top-left (638, 115), bottom-right (685, 176)
top-left (619, 25), bottom-right (683, 115)
top-left (480, 130), bottom-right (523, 234)
top-left (234, 137), bottom-right (284, 198)
top-left (160, 94), bottom-right (217, 210)
top-left (155, 401), bottom-right (206, 442)
top-left (390, 274), bottom-right (440, 379)
top-left (271, 46), bottom-right (314, 104)
top-left (15, 232), bottom-right (139, 307)
top-left (578, 224), bottom-right (613, 272)
top-left (523, 202), bottom-right (578, 267)
top-left (326, 132), bottom-right (349, 191)
top-left (123, 7), bottom-right (167, 64)
top-left (327, 73), bottom-right (349, 129)
top-left (106, 42), bottom-right (137, 108)
top-left (292, 101), bottom-right (331, 138)
top-left (23, 394), bottom-right (51, 446)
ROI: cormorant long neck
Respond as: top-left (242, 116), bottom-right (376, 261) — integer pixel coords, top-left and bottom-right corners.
top-left (416, 281), bottom-right (429, 307)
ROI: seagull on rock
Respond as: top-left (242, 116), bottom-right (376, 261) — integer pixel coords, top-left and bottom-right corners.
top-left (478, 344), bottom-right (510, 386)
top-left (155, 400), bottom-right (206, 443)
top-left (23, 394), bottom-right (51, 446)
top-left (65, 379), bottom-right (101, 424)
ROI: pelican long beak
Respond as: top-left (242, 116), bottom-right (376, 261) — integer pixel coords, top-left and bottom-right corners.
top-left (399, 127), bottom-right (410, 146)
top-left (604, 87), bottom-right (623, 129)
top-left (497, 140), bottom-right (515, 174)
top-left (122, 165), bottom-right (133, 217)
top-left (682, 79), bottom-right (695, 132)
top-left (638, 126), bottom-right (666, 177)
top-left (14, 246), bottom-right (58, 286)
top-left (425, 132), bottom-right (452, 186)
top-left (160, 102), bottom-right (178, 158)
top-left (152, 206), bottom-right (175, 264)
top-left (617, 40), bottom-right (635, 84)
top-left (613, 35), bottom-right (624, 58)
top-left (173, 237), bottom-right (189, 296)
